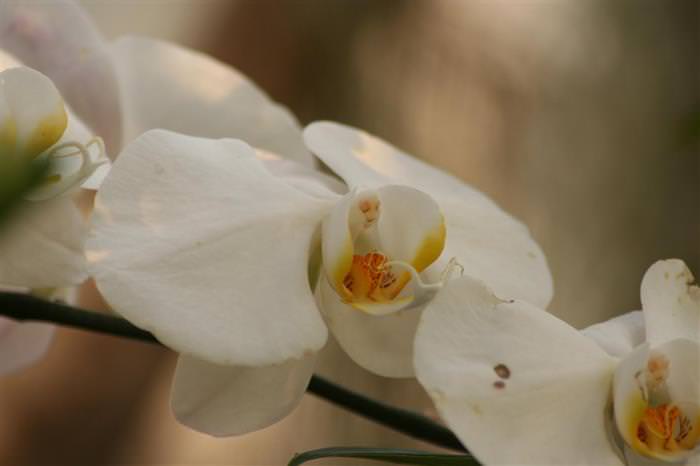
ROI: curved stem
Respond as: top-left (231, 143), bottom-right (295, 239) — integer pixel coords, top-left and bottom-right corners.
top-left (0, 291), bottom-right (466, 453)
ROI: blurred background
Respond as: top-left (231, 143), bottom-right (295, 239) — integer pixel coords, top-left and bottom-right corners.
top-left (1, 0), bottom-right (697, 464)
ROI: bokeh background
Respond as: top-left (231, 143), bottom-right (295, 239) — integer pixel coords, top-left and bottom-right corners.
top-left (1, 0), bottom-right (697, 464)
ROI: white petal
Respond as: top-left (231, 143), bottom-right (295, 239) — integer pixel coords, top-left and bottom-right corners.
top-left (0, 0), bottom-right (122, 154)
top-left (304, 121), bottom-right (553, 308)
top-left (0, 197), bottom-right (87, 288)
top-left (303, 121), bottom-right (492, 203)
top-left (0, 48), bottom-right (19, 69)
top-left (431, 195), bottom-right (552, 308)
top-left (89, 130), bottom-right (330, 367)
top-left (171, 353), bottom-right (315, 436)
top-left (582, 311), bottom-right (646, 359)
top-left (375, 185), bottom-right (445, 269)
top-left (641, 259), bottom-right (700, 347)
top-left (256, 149), bottom-right (345, 200)
top-left (316, 275), bottom-right (417, 377)
top-left (320, 189), bottom-right (357, 296)
top-left (0, 317), bottom-right (54, 376)
top-left (0, 66), bottom-right (66, 158)
top-left (109, 36), bottom-right (313, 166)
top-left (414, 275), bottom-right (622, 466)
top-left (613, 339), bottom-right (700, 462)
top-left (26, 107), bottom-right (106, 201)
top-left (690, 453), bottom-right (700, 466)
top-left (79, 160), bottom-right (110, 191)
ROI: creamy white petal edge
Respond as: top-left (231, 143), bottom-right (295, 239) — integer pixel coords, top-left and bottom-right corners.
top-left (0, 65), bottom-right (66, 157)
top-left (641, 259), bottom-right (700, 347)
top-left (582, 311), bottom-right (646, 359)
top-left (0, 0), bottom-right (123, 154)
top-left (303, 121), bottom-right (553, 308)
top-left (0, 317), bottom-right (54, 376)
top-left (171, 353), bottom-right (315, 436)
top-left (316, 274), bottom-right (421, 377)
top-left (256, 149), bottom-right (346, 200)
top-left (109, 36), bottom-right (313, 167)
top-left (0, 198), bottom-right (87, 288)
top-left (414, 275), bottom-right (622, 465)
top-left (88, 129), bottom-right (334, 367)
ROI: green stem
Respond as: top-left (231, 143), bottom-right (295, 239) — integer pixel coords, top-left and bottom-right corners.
top-left (288, 447), bottom-right (477, 466)
top-left (0, 291), bottom-right (466, 452)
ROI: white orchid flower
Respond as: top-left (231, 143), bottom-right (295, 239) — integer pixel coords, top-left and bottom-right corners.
top-left (0, 0), bottom-right (311, 376)
top-left (88, 120), bottom-right (552, 436)
top-left (0, 0), bottom-right (122, 155)
top-left (0, 0), bottom-right (120, 376)
top-left (0, 0), bottom-right (313, 168)
top-left (415, 258), bottom-right (699, 465)
top-left (0, 62), bottom-right (105, 375)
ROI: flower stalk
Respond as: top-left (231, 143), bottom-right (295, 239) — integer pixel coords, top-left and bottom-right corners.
top-left (0, 291), bottom-right (467, 453)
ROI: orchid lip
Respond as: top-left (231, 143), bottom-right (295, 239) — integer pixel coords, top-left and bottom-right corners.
top-left (624, 397), bottom-right (700, 462)
top-left (26, 135), bottom-right (107, 201)
top-left (322, 184), bottom-right (448, 315)
top-left (342, 256), bottom-right (461, 316)
top-left (617, 345), bottom-right (700, 462)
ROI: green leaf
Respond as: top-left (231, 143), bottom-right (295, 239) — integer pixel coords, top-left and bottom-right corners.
top-left (288, 447), bottom-right (479, 466)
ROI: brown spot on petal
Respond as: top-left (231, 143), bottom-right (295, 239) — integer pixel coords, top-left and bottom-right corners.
top-left (494, 364), bottom-right (511, 379)
top-left (493, 381), bottom-right (506, 389)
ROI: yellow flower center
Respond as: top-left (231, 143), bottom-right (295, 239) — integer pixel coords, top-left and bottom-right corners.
top-left (624, 352), bottom-right (700, 460)
top-left (341, 251), bottom-right (410, 304)
top-left (323, 186), bottom-right (450, 314)
top-left (631, 402), bottom-right (700, 458)
top-left (636, 404), bottom-right (698, 453)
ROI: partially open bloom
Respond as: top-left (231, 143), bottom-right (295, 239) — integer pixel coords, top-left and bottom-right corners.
top-left (0, 0), bottom-right (122, 154)
top-left (0, 0), bottom-right (312, 167)
top-left (0, 0), bottom-right (122, 376)
top-left (414, 258), bottom-right (699, 465)
top-left (0, 62), bottom-right (105, 375)
top-left (89, 121), bottom-right (552, 436)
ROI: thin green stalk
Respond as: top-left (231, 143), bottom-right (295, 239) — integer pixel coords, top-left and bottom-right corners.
top-left (0, 291), bottom-right (466, 453)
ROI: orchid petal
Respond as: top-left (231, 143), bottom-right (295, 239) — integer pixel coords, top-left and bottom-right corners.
top-left (0, 0), bottom-right (122, 154)
top-left (438, 197), bottom-right (552, 308)
top-left (0, 197), bottom-right (86, 288)
top-left (613, 339), bottom-right (700, 462)
top-left (171, 353), bottom-right (315, 436)
top-left (303, 121), bottom-right (491, 202)
top-left (320, 190), bottom-right (356, 296)
top-left (26, 107), bottom-right (106, 201)
top-left (414, 275), bottom-right (622, 465)
top-left (0, 47), bottom-right (18, 69)
top-left (582, 311), bottom-right (646, 359)
top-left (109, 36), bottom-right (313, 166)
top-left (0, 66), bottom-right (66, 158)
top-left (316, 275), bottom-right (418, 377)
top-left (256, 150), bottom-right (345, 200)
top-left (375, 185), bottom-right (445, 271)
top-left (641, 259), bottom-right (700, 347)
top-left (0, 317), bottom-right (53, 376)
top-left (304, 121), bottom-right (553, 308)
top-left (89, 130), bottom-right (331, 367)
top-left (79, 160), bottom-right (110, 191)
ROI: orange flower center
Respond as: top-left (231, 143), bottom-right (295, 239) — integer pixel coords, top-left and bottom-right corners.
top-left (635, 404), bottom-right (699, 456)
top-left (341, 252), bottom-right (409, 303)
